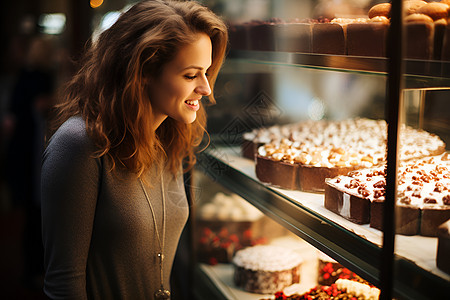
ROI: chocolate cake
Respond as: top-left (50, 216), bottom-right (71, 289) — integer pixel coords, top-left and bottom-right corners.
top-left (247, 19), bottom-right (281, 51)
top-left (228, 23), bottom-right (248, 50)
top-left (324, 181), bottom-right (372, 224)
top-left (312, 22), bottom-right (346, 55)
top-left (437, 219), bottom-right (450, 274)
top-left (232, 245), bottom-right (303, 294)
top-left (255, 155), bottom-right (299, 190)
top-left (275, 22), bottom-right (312, 53)
top-left (325, 153), bottom-right (450, 237)
top-left (347, 21), bottom-right (388, 57)
top-left (441, 24), bottom-right (450, 61)
top-left (405, 15), bottom-right (435, 60)
top-left (250, 118), bottom-right (445, 192)
top-left (433, 19), bottom-right (447, 60)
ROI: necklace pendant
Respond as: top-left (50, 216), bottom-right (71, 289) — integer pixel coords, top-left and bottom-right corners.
top-left (157, 252), bottom-right (164, 262)
top-left (155, 288), bottom-right (171, 299)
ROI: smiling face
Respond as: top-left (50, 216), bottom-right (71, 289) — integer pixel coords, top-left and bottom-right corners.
top-left (147, 33), bottom-right (212, 130)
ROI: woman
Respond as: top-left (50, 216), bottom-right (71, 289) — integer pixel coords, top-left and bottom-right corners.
top-left (41, 1), bottom-right (228, 299)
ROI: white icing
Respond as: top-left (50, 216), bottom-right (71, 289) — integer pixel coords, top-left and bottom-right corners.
top-left (232, 245), bottom-right (303, 271)
top-left (340, 193), bottom-right (351, 218)
top-left (335, 279), bottom-right (380, 300)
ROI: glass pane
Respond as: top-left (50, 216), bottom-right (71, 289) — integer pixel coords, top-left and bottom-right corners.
top-left (196, 0), bottom-right (450, 298)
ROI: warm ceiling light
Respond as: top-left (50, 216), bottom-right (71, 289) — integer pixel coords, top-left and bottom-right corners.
top-left (90, 0), bottom-right (104, 9)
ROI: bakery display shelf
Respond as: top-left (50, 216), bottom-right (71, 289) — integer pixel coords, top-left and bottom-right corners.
top-left (194, 236), bottom-right (320, 300)
top-left (228, 50), bottom-right (450, 90)
top-left (196, 146), bottom-right (450, 299)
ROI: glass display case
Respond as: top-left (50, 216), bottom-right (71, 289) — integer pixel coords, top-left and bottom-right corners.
top-left (191, 1), bottom-right (450, 299)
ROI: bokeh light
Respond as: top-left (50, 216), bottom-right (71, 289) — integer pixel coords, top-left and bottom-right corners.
top-left (90, 0), bottom-right (104, 9)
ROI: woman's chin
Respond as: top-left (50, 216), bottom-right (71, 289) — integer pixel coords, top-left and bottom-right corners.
top-left (182, 113), bottom-right (197, 124)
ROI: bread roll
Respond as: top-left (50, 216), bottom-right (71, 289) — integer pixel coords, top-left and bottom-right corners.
top-left (405, 13), bottom-right (434, 23)
top-left (417, 2), bottom-right (449, 21)
top-left (404, 0), bottom-right (427, 15)
top-left (435, 18), bottom-right (448, 26)
top-left (370, 16), bottom-right (390, 24)
top-left (368, 3), bottom-right (391, 19)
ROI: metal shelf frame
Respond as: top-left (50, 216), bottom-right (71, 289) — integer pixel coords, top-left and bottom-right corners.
top-left (229, 50), bottom-right (450, 90)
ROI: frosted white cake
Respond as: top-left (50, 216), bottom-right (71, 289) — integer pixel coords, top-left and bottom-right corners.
top-left (232, 245), bottom-right (303, 294)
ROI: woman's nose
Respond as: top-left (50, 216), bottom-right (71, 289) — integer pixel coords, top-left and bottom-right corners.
top-left (195, 76), bottom-right (211, 96)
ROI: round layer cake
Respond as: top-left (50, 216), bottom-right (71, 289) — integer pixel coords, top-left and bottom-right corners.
top-left (247, 118), bottom-right (445, 191)
top-left (232, 245), bottom-right (303, 294)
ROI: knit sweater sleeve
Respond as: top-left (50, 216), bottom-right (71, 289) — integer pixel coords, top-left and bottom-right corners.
top-left (41, 117), bottom-right (101, 300)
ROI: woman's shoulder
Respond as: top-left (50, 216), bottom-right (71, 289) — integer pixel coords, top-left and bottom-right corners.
top-left (45, 115), bottom-right (95, 156)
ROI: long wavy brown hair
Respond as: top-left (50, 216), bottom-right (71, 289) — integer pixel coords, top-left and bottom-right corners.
top-left (51, 0), bottom-right (228, 177)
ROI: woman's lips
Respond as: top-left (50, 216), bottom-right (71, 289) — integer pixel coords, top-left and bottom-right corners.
top-left (185, 99), bottom-right (200, 111)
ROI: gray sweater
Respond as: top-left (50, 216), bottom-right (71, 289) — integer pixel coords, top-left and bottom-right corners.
top-left (41, 116), bottom-right (189, 299)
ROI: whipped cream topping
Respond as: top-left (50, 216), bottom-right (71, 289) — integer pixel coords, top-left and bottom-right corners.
top-left (327, 153), bottom-right (450, 207)
top-left (253, 118), bottom-right (445, 168)
top-left (232, 245), bottom-right (303, 271)
top-left (335, 279), bottom-right (380, 300)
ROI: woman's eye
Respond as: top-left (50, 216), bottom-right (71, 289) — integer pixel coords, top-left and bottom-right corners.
top-left (184, 75), bottom-right (197, 80)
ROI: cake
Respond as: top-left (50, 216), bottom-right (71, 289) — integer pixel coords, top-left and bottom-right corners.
top-left (268, 279), bottom-right (380, 300)
top-left (325, 153), bottom-right (450, 237)
top-left (274, 21), bottom-right (312, 53)
top-left (241, 123), bottom-right (296, 160)
top-left (441, 23), bottom-right (450, 62)
top-left (433, 18), bottom-right (447, 60)
top-left (255, 155), bottom-right (299, 190)
top-left (229, 0), bottom-right (449, 61)
top-left (228, 23), bottom-right (249, 50)
top-left (346, 19), bottom-right (388, 57)
top-left (196, 192), bottom-right (265, 264)
top-left (247, 19), bottom-right (281, 51)
top-left (405, 14), bottom-right (435, 60)
top-left (311, 22), bottom-right (346, 55)
top-left (250, 118), bottom-right (445, 192)
top-left (437, 219), bottom-right (450, 274)
top-left (232, 245), bottom-right (303, 294)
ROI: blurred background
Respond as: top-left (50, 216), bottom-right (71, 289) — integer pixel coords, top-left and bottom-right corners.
top-left (0, 1), bottom-right (144, 298)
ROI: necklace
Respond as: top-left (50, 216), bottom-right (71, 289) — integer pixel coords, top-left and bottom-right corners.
top-left (139, 172), bottom-right (171, 300)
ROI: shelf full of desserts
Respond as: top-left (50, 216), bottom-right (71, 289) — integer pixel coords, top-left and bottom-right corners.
top-left (192, 0), bottom-right (450, 299)
top-left (227, 0), bottom-right (450, 89)
top-left (194, 142), bottom-right (450, 299)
